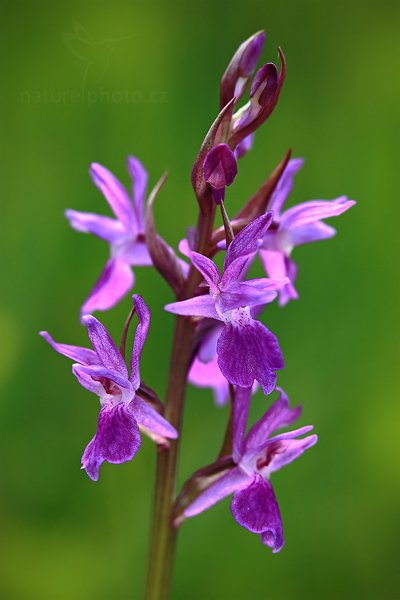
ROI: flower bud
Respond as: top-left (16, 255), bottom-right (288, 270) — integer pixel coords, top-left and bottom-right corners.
top-left (229, 48), bottom-right (286, 150)
top-left (203, 143), bottom-right (238, 204)
top-left (220, 31), bottom-right (265, 109)
top-left (232, 63), bottom-right (279, 132)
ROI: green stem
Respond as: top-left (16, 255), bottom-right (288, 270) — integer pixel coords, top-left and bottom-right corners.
top-left (145, 206), bottom-right (215, 600)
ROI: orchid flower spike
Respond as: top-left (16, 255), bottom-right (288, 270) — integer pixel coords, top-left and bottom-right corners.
top-left (184, 387), bottom-right (317, 552)
top-left (65, 156), bottom-right (152, 316)
top-left (40, 295), bottom-right (177, 480)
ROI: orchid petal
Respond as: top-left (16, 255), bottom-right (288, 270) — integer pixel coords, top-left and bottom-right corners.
top-left (65, 210), bottom-right (125, 242)
top-left (259, 250), bottom-right (298, 307)
top-left (197, 325), bottom-right (222, 362)
top-left (217, 317), bottom-right (283, 394)
top-left (267, 433), bottom-right (318, 473)
top-left (81, 404), bottom-right (141, 481)
top-left (259, 249), bottom-right (287, 279)
top-left (129, 295), bottom-right (150, 389)
top-left (231, 477), bottom-right (284, 552)
top-left (126, 156), bottom-right (148, 231)
top-left (73, 363), bottom-right (132, 392)
top-left (129, 396), bottom-right (178, 439)
top-left (243, 426), bottom-right (315, 465)
top-left (72, 364), bottom-right (105, 395)
top-left (178, 238), bottom-right (191, 258)
top-left (268, 158), bottom-right (304, 216)
top-left (220, 253), bottom-right (257, 288)
top-left (165, 296), bottom-right (221, 321)
top-left (184, 467), bottom-right (251, 517)
top-left (219, 281), bottom-right (280, 313)
top-left (81, 314), bottom-right (128, 377)
top-left (234, 133), bottom-right (254, 160)
top-left (287, 221), bottom-right (336, 246)
top-left (81, 259), bottom-right (134, 316)
top-left (189, 251), bottom-right (221, 290)
top-left (39, 332), bottom-right (99, 365)
top-left (280, 196), bottom-right (356, 230)
top-left (246, 388), bottom-right (302, 449)
top-left (119, 240), bottom-right (152, 266)
top-left (224, 212), bottom-right (273, 271)
top-left (188, 353), bottom-right (229, 406)
top-left (89, 163), bottom-right (135, 229)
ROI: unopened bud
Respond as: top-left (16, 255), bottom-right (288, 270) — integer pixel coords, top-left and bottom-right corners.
top-left (203, 143), bottom-right (238, 204)
top-left (220, 31), bottom-right (265, 108)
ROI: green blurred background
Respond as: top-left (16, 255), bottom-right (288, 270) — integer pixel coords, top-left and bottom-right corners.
top-left (1, 0), bottom-right (399, 598)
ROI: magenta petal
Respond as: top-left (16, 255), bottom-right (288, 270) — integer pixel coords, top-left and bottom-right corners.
top-left (81, 404), bottom-right (141, 481)
top-left (184, 466), bottom-right (251, 518)
top-left (197, 325), bottom-right (222, 362)
top-left (220, 253), bottom-right (258, 288)
top-left (164, 296), bottom-right (221, 320)
top-left (267, 433), bottom-right (318, 473)
top-left (126, 155), bottom-right (148, 230)
top-left (259, 249), bottom-right (287, 280)
top-left (81, 258), bottom-right (134, 316)
top-left (224, 212), bottom-right (273, 271)
top-left (188, 353), bottom-right (229, 406)
top-left (119, 240), bottom-right (152, 267)
top-left (246, 388), bottom-right (302, 449)
top-left (129, 295), bottom-right (151, 389)
top-left (260, 250), bottom-right (298, 307)
top-left (189, 252), bottom-right (221, 290)
top-left (39, 332), bottom-right (99, 365)
top-left (178, 238), bottom-right (191, 258)
top-left (89, 162), bottom-right (135, 228)
top-left (268, 158), bottom-right (304, 216)
top-left (129, 396), bottom-right (178, 439)
top-left (231, 476), bottom-right (284, 551)
top-left (281, 196), bottom-right (356, 230)
top-left (81, 314), bottom-right (128, 377)
top-left (219, 281), bottom-right (278, 313)
top-left (261, 528), bottom-right (284, 553)
top-left (72, 364), bottom-right (106, 395)
top-left (234, 133), bottom-right (254, 160)
top-left (65, 210), bottom-right (124, 243)
top-left (73, 364), bottom-right (132, 392)
top-left (287, 221), bottom-right (336, 246)
top-left (217, 318), bottom-right (283, 394)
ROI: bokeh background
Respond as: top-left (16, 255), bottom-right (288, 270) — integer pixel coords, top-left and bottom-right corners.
top-left (1, 0), bottom-right (400, 598)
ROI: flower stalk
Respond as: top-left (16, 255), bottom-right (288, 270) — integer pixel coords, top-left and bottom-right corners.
top-left (145, 207), bottom-right (216, 600)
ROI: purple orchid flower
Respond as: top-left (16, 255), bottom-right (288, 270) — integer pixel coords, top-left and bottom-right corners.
top-left (40, 295), bottom-right (177, 481)
top-left (65, 157), bottom-right (152, 316)
top-left (184, 387), bottom-right (317, 552)
top-left (165, 213), bottom-right (289, 395)
top-left (260, 158), bottom-right (356, 305)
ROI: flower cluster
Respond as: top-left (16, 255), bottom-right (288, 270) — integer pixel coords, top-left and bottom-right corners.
top-left (41, 29), bottom-right (355, 559)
